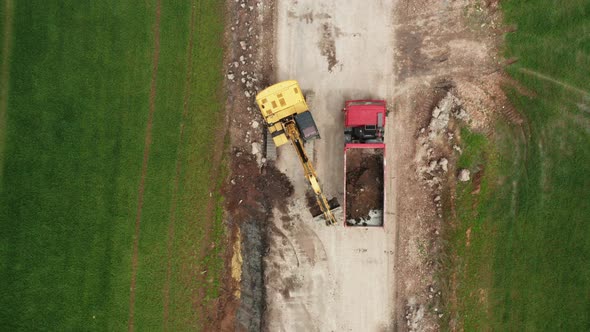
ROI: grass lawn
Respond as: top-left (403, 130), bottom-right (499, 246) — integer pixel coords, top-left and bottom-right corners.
top-left (447, 0), bottom-right (590, 330)
top-left (0, 1), bottom-right (226, 330)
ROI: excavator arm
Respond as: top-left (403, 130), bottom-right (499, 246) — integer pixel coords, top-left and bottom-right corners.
top-left (285, 122), bottom-right (337, 225)
top-left (255, 80), bottom-right (338, 225)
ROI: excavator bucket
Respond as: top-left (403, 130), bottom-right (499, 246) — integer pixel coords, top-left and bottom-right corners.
top-left (312, 204), bottom-right (343, 225)
top-left (305, 192), bottom-right (342, 225)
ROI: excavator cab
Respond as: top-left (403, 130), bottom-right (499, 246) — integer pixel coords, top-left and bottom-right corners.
top-left (255, 80), bottom-right (339, 225)
top-left (295, 111), bottom-right (320, 142)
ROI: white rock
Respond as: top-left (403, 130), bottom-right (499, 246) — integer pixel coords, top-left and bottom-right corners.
top-left (251, 120), bottom-right (259, 129)
top-left (245, 91), bottom-right (251, 98)
top-left (233, 61), bottom-right (239, 68)
top-left (458, 169), bottom-right (471, 182)
top-left (432, 107), bottom-right (441, 119)
top-left (439, 158), bottom-right (448, 172)
top-left (455, 108), bottom-right (469, 121)
top-left (434, 195), bottom-right (441, 202)
top-left (240, 41), bottom-right (247, 50)
top-left (251, 142), bottom-right (260, 155)
top-left (428, 160), bottom-right (438, 172)
top-left (227, 73), bottom-right (235, 80)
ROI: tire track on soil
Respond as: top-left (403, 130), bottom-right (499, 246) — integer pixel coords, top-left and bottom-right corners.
top-left (128, 1), bottom-right (162, 331)
top-left (519, 67), bottom-right (590, 97)
top-left (162, 1), bottom-right (198, 329)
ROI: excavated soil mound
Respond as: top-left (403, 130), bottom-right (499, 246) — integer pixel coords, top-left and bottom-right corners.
top-left (345, 149), bottom-right (384, 223)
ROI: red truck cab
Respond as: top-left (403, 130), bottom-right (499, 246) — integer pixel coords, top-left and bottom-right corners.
top-left (343, 100), bottom-right (387, 227)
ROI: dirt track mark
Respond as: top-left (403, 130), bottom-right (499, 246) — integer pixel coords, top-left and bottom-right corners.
top-left (519, 67), bottom-right (590, 97)
top-left (318, 22), bottom-right (339, 72)
top-left (161, 1), bottom-right (198, 329)
top-left (0, 0), bottom-right (14, 182)
top-left (189, 5), bottom-right (228, 329)
top-left (128, 1), bottom-right (162, 331)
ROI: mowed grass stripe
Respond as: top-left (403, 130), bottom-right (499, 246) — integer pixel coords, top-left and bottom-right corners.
top-left (131, 1), bottom-right (191, 330)
top-left (127, 0), bottom-right (161, 329)
top-left (130, 0), bottom-right (227, 330)
top-left (0, 0), bottom-right (15, 182)
top-left (166, 1), bottom-right (227, 329)
top-left (0, 0), bottom-right (226, 330)
top-left (163, 1), bottom-right (198, 328)
top-left (0, 2), bottom-right (154, 330)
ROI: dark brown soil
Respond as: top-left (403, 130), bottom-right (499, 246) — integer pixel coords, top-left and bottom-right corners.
top-left (345, 149), bottom-right (384, 222)
top-left (218, 150), bottom-right (293, 332)
top-left (224, 151), bottom-right (293, 219)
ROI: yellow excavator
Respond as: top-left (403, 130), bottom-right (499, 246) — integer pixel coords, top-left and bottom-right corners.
top-left (255, 80), bottom-right (337, 225)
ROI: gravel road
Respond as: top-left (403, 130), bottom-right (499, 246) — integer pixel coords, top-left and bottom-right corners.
top-left (264, 0), bottom-right (399, 330)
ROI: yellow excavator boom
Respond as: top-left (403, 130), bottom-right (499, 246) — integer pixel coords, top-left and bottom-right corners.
top-left (255, 80), bottom-right (337, 225)
top-left (284, 122), bottom-right (337, 225)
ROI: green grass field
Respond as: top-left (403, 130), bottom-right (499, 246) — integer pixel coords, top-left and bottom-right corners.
top-left (0, 1), bottom-right (226, 330)
top-left (447, 1), bottom-right (590, 330)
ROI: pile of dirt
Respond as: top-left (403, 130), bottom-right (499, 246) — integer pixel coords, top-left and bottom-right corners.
top-left (345, 149), bottom-right (384, 222)
top-left (221, 148), bottom-right (294, 331)
top-left (256, 163), bottom-right (294, 213)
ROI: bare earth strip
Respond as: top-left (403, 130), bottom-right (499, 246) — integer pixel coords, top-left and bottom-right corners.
top-left (161, 1), bottom-right (198, 329)
top-left (0, 0), bottom-right (14, 182)
top-left (127, 1), bottom-right (162, 331)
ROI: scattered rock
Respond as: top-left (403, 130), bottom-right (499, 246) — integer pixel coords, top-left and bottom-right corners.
top-left (428, 92), bottom-right (459, 140)
top-left (454, 108), bottom-right (469, 121)
top-left (438, 158), bottom-right (448, 172)
top-left (458, 169), bottom-right (471, 182)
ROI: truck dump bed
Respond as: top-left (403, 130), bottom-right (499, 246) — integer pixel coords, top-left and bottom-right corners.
top-left (344, 143), bottom-right (385, 226)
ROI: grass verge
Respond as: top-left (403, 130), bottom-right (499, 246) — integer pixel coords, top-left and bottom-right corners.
top-left (446, 1), bottom-right (590, 330)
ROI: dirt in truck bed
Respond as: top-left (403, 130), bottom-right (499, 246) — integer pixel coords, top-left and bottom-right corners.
top-left (345, 148), bottom-right (384, 223)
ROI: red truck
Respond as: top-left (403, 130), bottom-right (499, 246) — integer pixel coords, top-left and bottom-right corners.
top-left (343, 100), bottom-right (386, 227)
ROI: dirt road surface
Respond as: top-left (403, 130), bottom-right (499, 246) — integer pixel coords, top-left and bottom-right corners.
top-left (265, 0), bottom-right (399, 330)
